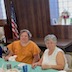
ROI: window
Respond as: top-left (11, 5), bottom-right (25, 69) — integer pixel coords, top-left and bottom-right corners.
top-left (58, 0), bottom-right (72, 17)
top-left (49, 0), bottom-right (72, 25)
top-left (0, 0), bottom-right (7, 19)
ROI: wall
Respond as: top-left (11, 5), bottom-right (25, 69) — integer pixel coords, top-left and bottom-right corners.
top-left (4, 0), bottom-right (72, 40)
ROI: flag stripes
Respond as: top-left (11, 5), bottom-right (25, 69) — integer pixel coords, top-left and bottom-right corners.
top-left (11, 19), bottom-right (19, 39)
top-left (11, 1), bottom-right (19, 39)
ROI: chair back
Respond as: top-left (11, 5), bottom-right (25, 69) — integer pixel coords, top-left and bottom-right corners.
top-left (65, 54), bottom-right (72, 68)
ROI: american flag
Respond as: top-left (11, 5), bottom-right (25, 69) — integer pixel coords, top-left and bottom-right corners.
top-left (10, 1), bottom-right (19, 39)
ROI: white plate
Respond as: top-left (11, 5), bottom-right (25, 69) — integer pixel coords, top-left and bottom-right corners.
top-left (6, 68), bottom-right (20, 72)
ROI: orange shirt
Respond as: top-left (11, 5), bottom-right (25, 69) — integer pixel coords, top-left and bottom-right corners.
top-left (7, 40), bottom-right (41, 64)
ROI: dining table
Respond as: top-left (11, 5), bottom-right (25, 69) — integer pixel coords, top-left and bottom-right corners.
top-left (0, 58), bottom-right (59, 72)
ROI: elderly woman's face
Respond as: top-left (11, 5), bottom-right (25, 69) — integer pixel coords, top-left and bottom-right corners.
top-left (45, 39), bottom-right (56, 49)
top-left (20, 32), bottom-right (29, 43)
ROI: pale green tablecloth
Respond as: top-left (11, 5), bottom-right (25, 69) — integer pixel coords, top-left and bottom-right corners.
top-left (0, 58), bottom-right (58, 72)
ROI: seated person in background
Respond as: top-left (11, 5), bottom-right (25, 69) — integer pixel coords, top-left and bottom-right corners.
top-left (32, 34), bottom-right (68, 70)
top-left (4, 29), bottom-right (41, 64)
top-left (0, 30), bottom-right (6, 58)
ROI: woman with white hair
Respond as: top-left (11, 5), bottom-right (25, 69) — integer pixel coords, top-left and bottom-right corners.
top-left (4, 29), bottom-right (41, 64)
top-left (32, 34), bottom-right (68, 70)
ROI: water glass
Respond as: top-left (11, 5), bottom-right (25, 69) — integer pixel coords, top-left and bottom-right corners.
top-left (6, 63), bottom-right (12, 69)
top-left (23, 65), bottom-right (28, 72)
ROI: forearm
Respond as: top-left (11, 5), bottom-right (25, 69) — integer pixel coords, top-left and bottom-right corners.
top-left (4, 51), bottom-right (13, 61)
top-left (32, 54), bottom-right (40, 63)
top-left (51, 65), bottom-right (64, 70)
top-left (41, 64), bottom-right (64, 70)
top-left (32, 58), bottom-right (40, 63)
top-left (42, 64), bottom-right (63, 70)
top-left (6, 51), bottom-right (13, 57)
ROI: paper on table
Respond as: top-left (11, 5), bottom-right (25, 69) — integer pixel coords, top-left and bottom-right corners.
top-left (18, 63), bottom-right (26, 67)
top-left (8, 55), bottom-right (17, 61)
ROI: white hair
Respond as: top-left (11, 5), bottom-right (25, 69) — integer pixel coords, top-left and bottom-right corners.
top-left (44, 34), bottom-right (57, 43)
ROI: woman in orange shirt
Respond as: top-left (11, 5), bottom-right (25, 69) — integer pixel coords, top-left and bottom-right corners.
top-left (4, 29), bottom-right (41, 64)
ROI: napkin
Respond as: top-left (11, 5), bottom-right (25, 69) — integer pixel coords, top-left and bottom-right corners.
top-left (18, 63), bottom-right (26, 67)
top-left (8, 55), bottom-right (17, 61)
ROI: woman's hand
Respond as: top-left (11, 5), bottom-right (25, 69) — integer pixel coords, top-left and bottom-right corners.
top-left (32, 62), bottom-right (41, 69)
top-left (32, 63), bottom-right (38, 69)
top-left (41, 64), bottom-right (51, 69)
top-left (3, 56), bottom-right (10, 61)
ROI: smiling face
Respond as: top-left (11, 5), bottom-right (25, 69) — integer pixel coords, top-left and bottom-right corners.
top-left (20, 32), bottom-right (29, 44)
top-left (45, 39), bottom-right (56, 50)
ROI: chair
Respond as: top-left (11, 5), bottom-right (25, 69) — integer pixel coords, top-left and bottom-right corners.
top-left (65, 54), bottom-right (72, 72)
top-left (65, 54), bottom-right (72, 68)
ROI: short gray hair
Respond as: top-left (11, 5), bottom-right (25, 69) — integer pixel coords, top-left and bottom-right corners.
top-left (44, 34), bottom-right (57, 43)
top-left (20, 29), bottom-right (32, 39)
